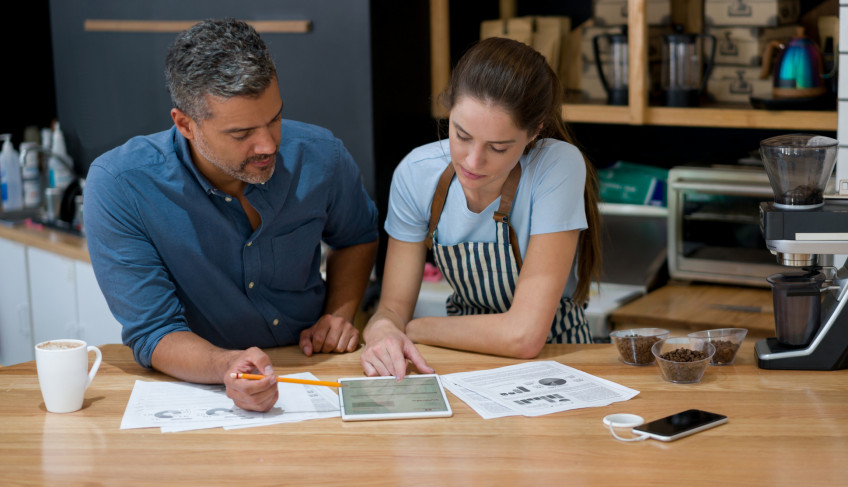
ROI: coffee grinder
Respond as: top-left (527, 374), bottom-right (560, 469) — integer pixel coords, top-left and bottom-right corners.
top-left (756, 133), bottom-right (848, 370)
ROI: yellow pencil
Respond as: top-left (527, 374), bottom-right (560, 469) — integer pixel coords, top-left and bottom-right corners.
top-left (230, 372), bottom-right (343, 387)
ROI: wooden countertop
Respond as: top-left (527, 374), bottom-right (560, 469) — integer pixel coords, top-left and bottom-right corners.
top-left (2, 343), bottom-right (846, 486)
top-left (0, 221), bottom-right (89, 262)
top-left (610, 281), bottom-right (776, 337)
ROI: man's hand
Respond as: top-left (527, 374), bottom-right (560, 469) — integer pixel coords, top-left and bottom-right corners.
top-left (223, 347), bottom-right (279, 412)
top-left (299, 314), bottom-right (360, 356)
top-left (360, 320), bottom-right (433, 380)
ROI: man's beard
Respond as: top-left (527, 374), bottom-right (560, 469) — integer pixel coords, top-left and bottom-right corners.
top-left (194, 134), bottom-right (277, 185)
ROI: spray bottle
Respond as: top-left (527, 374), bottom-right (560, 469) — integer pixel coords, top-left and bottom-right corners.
top-left (48, 122), bottom-right (74, 193)
top-left (0, 134), bottom-right (22, 212)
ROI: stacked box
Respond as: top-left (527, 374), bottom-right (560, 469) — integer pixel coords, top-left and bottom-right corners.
top-left (704, 0), bottom-right (800, 27)
top-left (593, 0), bottom-right (671, 26)
top-left (709, 25), bottom-right (799, 65)
top-left (709, 65), bottom-right (771, 102)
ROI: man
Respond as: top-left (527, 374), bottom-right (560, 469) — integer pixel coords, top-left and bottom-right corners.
top-left (85, 19), bottom-right (378, 412)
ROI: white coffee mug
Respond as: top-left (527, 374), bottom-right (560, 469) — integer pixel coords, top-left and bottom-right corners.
top-left (35, 339), bottom-right (102, 413)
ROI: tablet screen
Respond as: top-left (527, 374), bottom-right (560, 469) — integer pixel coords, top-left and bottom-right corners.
top-left (338, 374), bottom-right (453, 421)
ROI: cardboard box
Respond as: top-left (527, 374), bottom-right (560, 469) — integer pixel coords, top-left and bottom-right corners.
top-left (704, 0), bottom-right (800, 27)
top-left (480, 16), bottom-right (571, 72)
top-left (708, 25), bottom-right (800, 66)
top-left (579, 63), bottom-right (609, 101)
top-left (707, 65), bottom-right (772, 103)
top-left (593, 0), bottom-right (671, 26)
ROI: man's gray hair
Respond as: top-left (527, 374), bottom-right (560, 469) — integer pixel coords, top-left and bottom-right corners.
top-left (165, 18), bottom-right (277, 121)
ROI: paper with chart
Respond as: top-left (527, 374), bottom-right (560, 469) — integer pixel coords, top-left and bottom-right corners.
top-left (442, 361), bottom-right (639, 418)
top-left (120, 372), bottom-right (340, 432)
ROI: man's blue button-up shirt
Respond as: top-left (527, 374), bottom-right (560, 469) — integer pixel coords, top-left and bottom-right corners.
top-left (84, 120), bottom-right (378, 368)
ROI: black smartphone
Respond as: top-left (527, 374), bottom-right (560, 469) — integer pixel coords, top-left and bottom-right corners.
top-left (632, 409), bottom-right (728, 442)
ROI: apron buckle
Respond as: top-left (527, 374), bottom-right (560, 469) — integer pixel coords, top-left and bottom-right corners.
top-left (493, 211), bottom-right (509, 224)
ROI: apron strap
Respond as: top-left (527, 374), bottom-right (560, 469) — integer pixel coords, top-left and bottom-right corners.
top-left (425, 163), bottom-right (456, 250)
top-left (493, 163), bottom-right (523, 270)
top-left (426, 162), bottom-right (523, 270)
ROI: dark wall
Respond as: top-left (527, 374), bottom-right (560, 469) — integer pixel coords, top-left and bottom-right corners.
top-left (0, 0), bottom-right (56, 148)
top-left (48, 0), bottom-right (378, 196)
top-left (370, 1), bottom-right (433, 276)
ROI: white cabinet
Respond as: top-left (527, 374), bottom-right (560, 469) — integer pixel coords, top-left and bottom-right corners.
top-left (27, 246), bottom-right (78, 345)
top-left (12, 246), bottom-right (123, 359)
top-left (0, 236), bottom-right (122, 365)
top-left (0, 238), bottom-right (33, 365)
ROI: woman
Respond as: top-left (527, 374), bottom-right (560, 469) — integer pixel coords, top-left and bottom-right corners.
top-left (361, 37), bottom-right (602, 378)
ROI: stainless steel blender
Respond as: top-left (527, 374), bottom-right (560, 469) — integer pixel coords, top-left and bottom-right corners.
top-left (756, 133), bottom-right (848, 370)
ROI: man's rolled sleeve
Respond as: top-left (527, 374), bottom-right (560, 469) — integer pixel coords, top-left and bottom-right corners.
top-left (84, 162), bottom-right (192, 368)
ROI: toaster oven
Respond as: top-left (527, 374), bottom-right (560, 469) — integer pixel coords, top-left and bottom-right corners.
top-left (667, 165), bottom-right (785, 287)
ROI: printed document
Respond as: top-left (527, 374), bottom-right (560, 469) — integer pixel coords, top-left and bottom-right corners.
top-left (120, 372), bottom-right (340, 432)
top-left (441, 361), bottom-right (638, 418)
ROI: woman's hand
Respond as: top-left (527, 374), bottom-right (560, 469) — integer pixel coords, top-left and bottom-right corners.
top-left (360, 319), bottom-right (433, 379)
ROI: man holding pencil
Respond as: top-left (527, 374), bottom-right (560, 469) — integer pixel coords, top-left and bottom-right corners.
top-left (84, 19), bottom-right (378, 411)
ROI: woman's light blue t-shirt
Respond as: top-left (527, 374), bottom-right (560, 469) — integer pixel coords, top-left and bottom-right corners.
top-left (385, 138), bottom-right (587, 298)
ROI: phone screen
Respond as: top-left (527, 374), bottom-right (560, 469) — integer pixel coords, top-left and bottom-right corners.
top-left (632, 409), bottom-right (727, 441)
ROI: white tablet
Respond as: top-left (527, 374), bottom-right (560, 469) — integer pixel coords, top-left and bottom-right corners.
top-left (337, 374), bottom-right (453, 421)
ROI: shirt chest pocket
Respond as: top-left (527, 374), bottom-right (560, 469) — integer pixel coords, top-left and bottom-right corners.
top-left (270, 224), bottom-right (322, 291)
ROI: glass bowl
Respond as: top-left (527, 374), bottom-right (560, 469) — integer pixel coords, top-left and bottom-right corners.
top-left (610, 328), bottom-right (670, 365)
top-left (688, 328), bottom-right (748, 365)
top-left (652, 337), bottom-right (716, 384)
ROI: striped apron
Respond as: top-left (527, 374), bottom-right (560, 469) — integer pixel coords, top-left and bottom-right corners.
top-left (424, 163), bottom-right (592, 344)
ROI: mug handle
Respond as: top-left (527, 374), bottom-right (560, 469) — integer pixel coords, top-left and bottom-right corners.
top-left (85, 346), bottom-right (102, 391)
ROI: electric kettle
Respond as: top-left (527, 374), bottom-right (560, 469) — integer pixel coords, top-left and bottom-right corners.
top-left (593, 27), bottom-right (628, 106)
top-left (759, 27), bottom-right (826, 99)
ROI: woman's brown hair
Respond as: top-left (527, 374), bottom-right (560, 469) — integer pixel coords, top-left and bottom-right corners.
top-left (439, 36), bottom-right (602, 305)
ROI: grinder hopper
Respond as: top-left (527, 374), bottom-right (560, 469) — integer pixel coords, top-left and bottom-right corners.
top-left (760, 134), bottom-right (838, 210)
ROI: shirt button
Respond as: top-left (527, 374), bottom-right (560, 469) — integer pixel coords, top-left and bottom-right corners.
top-left (248, 282), bottom-right (255, 289)
top-left (246, 241), bottom-right (253, 247)
top-left (225, 196), bottom-right (233, 202)
top-left (272, 319), bottom-right (279, 326)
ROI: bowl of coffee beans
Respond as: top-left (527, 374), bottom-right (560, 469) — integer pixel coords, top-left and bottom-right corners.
top-left (610, 328), bottom-right (670, 365)
top-left (652, 337), bottom-right (716, 384)
top-left (688, 328), bottom-right (748, 365)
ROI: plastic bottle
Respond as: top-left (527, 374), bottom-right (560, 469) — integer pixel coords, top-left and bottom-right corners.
top-left (48, 122), bottom-right (74, 192)
top-left (0, 134), bottom-right (22, 212)
top-left (40, 127), bottom-right (51, 152)
top-left (20, 141), bottom-right (41, 208)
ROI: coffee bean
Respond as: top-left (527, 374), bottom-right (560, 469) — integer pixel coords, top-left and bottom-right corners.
top-left (658, 347), bottom-right (710, 382)
top-left (777, 185), bottom-right (823, 206)
top-left (710, 339), bottom-right (739, 364)
top-left (616, 334), bottom-right (660, 365)
top-left (660, 348), bottom-right (707, 362)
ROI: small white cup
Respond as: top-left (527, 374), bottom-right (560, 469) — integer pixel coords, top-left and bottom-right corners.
top-left (35, 339), bottom-right (102, 413)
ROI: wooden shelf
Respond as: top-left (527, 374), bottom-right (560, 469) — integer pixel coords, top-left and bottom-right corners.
top-left (561, 103), bottom-right (631, 124)
top-left (432, 0), bottom-right (838, 132)
top-left (83, 19), bottom-right (312, 34)
top-left (563, 103), bottom-right (837, 130)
